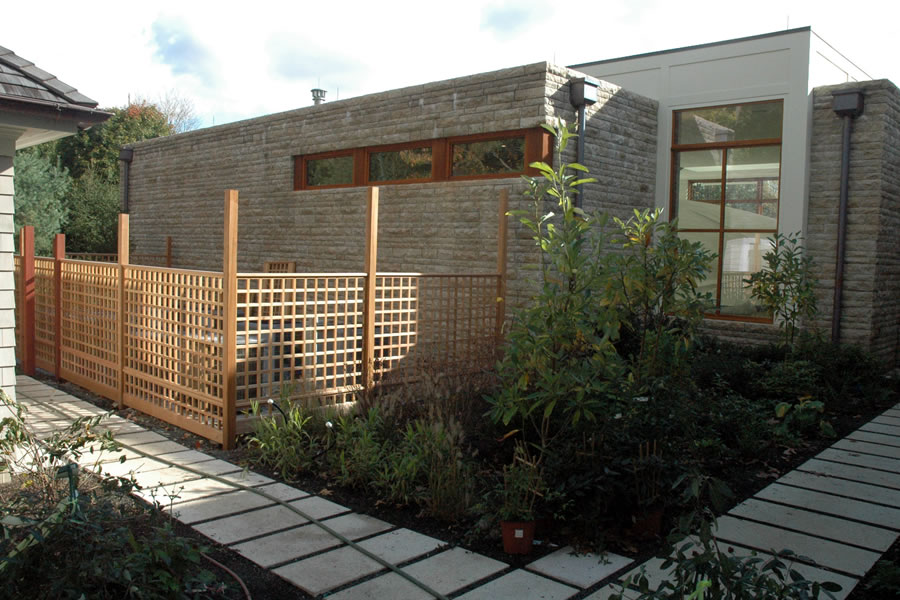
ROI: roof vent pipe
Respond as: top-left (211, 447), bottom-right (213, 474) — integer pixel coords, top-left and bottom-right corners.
top-left (831, 88), bottom-right (864, 345)
top-left (311, 88), bottom-right (326, 105)
top-left (569, 77), bottom-right (599, 207)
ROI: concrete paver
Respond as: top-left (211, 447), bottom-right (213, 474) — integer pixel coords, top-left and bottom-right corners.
top-left (872, 416), bottom-right (900, 428)
top-left (798, 457), bottom-right (900, 490)
top-left (859, 422), bottom-right (900, 437)
top-left (817, 447), bottom-right (900, 473)
top-left (232, 513), bottom-right (391, 567)
top-left (527, 546), bottom-right (633, 588)
top-left (833, 438), bottom-right (900, 460)
top-left (115, 430), bottom-right (170, 445)
top-left (274, 529), bottom-right (443, 595)
top-left (136, 476), bottom-right (238, 505)
top-left (847, 429), bottom-right (900, 448)
top-left (288, 494), bottom-right (349, 519)
top-left (776, 470), bottom-right (900, 507)
top-left (456, 569), bottom-right (579, 600)
top-left (255, 482), bottom-right (310, 502)
top-left (328, 548), bottom-right (507, 600)
top-left (195, 503), bottom-right (310, 544)
top-left (169, 489), bottom-right (275, 524)
top-left (714, 515), bottom-right (880, 576)
top-left (754, 482), bottom-right (900, 529)
top-left (728, 497), bottom-right (896, 551)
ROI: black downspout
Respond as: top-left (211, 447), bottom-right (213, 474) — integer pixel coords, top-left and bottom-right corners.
top-left (119, 148), bottom-right (134, 213)
top-left (830, 89), bottom-right (864, 344)
top-left (569, 77), bottom-right (599, 208)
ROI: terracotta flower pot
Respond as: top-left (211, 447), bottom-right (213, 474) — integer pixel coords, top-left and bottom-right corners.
top-left (501, 520), bottom-right (536, 554)
top-left (631, 505), bottom-right (664, 538)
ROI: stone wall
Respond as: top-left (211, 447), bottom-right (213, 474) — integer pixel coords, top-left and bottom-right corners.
top-left (124, 63), bottom-right (658, 308)
top-left (807, 80), bottom-right (900, 367)
top-left (0, 134), bottom-right (16, 401)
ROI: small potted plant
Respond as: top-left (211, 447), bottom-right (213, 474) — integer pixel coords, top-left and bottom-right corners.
top-left (498, 443), bottom-right (545, 554)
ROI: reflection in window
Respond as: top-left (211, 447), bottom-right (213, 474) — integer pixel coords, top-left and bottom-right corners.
top-left (671, 101), bottom-right (783, 319)
top-left (369, 146), bottom-right (432, 182)
top-left (306, 155), bottom-right (353, 187)
top-left (451, 136), bottom-right (525, 177)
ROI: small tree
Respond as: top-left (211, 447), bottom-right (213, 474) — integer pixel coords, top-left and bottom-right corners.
top-left (489, 122), bottom-right (624, 454)
top-left (604, 210), bottom-right (715, 393)
top-left (63, 168), bottom-right (120, 253)
top-left (13, 153), bottom-right (70, 255)
top-left (745, 233), bottom-right (818, 348)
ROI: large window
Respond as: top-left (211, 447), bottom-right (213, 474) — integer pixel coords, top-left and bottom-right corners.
top-left (671, 100), bottom-right (783, 319)
top-left (294, 128), bottom-right (550, 190)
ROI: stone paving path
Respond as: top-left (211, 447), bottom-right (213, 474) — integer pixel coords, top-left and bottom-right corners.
top-left (14, 375), bottom-right (900, 599)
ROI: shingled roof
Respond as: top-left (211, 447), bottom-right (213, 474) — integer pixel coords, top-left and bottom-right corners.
top-left (0, 45), bottom-right (100, 108)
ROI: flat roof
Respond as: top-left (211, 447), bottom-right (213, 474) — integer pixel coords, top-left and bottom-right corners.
top-left (570, 26), bottom-right (812, 69)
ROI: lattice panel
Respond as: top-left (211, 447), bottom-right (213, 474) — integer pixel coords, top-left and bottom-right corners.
top-left (236, 274), bottom-right (365, 410)
top-left (33, 258), bottom-right (56, 373)
top-left (373, 274), bottom-right (499, 383)
top-left (13, 255), bottom-right (20, 362)
top-left (59, 261), bottom-right (120, 399)
top-left (122, 267), bottom-right (225, 442)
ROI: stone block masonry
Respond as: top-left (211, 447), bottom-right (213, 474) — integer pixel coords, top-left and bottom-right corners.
top-left (124, 62), bottom-right (658, 309)
top-left (808, 80), bottom-right (900, 367)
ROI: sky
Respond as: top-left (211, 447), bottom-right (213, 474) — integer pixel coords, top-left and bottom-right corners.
top-left (3, 0), bottom-right (899, 129)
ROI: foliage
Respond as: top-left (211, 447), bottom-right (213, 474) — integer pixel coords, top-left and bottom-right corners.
top-left (247, 393), bottom-right (322, 482)
top-left (12, 152), bottom-right (70, 256)
top-left (0, 391), bottom-right (122, 502)
top-left (141, 89), bottom-right (202, 134)
top-left (0, 392), bottom-right (224, 598)
top-left (774, 398), bottom-right (836, 440)
top-left (611, 474), bottom-right (840, 600)
top-left (489, 121), bottom-right (623, 454)
top-left (745, 233), bottom-right (818, 348)
top-left (63, 167), bottom-right (121, 253)
top-left (53, 102), bottom-right (173, 183)
top-left (605, 209), bottom-right (715, 394)
top-left (862, 557), bottom-right (900, 598)
top-left (497, 442), bottom-right (546, 521)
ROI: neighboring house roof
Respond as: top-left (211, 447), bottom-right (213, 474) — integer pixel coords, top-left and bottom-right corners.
top-left (0, 45), bottom-right (110, 148)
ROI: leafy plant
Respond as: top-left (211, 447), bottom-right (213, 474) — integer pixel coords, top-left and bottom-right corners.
top-left (745, 232), bottom-right (818, 348)
top-left (489, 121), bottom-right (624, 454)
top-left (247, 389), bottom-right (323, 481)
top-left (774, 398), bottom-right (836, 440)
top-left (497, 442), bottom-right (546, 522)
top-left (605, 209), bottom-right (715, 394)
top-left (611, 474), bottom-right (840, 599)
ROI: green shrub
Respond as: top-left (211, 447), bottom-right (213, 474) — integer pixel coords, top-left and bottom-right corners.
top-left (247, 397), bottom-right (322, 481)
top-left (745, 232), bottom-right (818, 348)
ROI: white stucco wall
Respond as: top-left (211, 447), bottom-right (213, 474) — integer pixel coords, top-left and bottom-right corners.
top-left (572, 28), bottom-right (814, 240)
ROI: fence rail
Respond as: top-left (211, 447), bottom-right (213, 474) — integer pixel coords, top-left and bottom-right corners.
top-left (14, 187), bottom-right (510, 447)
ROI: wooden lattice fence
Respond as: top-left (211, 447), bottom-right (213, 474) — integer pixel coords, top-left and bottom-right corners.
top-left (14, 187), bottom-right (509, 447)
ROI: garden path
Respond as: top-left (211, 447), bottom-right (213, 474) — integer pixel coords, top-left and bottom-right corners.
top-left (15, 375), bottom-right (900, 599)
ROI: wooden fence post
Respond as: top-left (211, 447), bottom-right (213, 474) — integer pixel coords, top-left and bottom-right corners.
top-left (117, 214), bottom-right (129, 408)
top-left (495, 189), bottom-right (509, 346)
top-left (19, 227), bottom-right (35, 376)
top-left (362, 186), bottom-right (379, 392)
top-left (222, 190), bottom-right (238, 449)
top-left (52, 233), bottom-right (65, 380)
top-left (165, 236), bottom-right (173, 267)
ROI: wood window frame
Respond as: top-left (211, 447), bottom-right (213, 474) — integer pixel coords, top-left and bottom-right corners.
top-left (293, 127), bottom-right (552, 191)
top-left (669, 99), bottom-right (784, 323)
